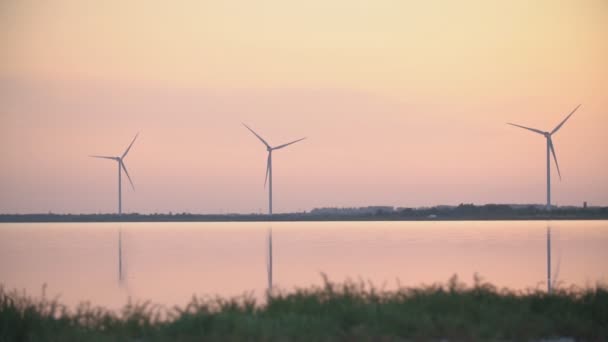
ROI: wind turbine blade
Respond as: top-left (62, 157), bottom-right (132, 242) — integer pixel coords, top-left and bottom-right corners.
top-left (120, 160), bottom-right (135, 190)
top-left (264, 153), bottom-right (270, 188)
top-left (89, 155), bottom-right (117, 160)
top-left (243, 123), bottom-right (270, 148)
top-left (122, 133), bottom-right (139, 159)
top-left (506, 123), bottom-right (545, 135)
top-left (548, 138), bottom-right (561, 180)
top-left (273, 137), bottom-right (306, 150)
top-left (551, 104), bottom-right (581, 135)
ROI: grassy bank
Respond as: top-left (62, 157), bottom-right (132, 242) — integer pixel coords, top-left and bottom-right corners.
top-left (1, 276), bottom-right (607, 341)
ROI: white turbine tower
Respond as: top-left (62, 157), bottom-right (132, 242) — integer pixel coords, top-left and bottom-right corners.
top-left (243, 124), bottom-right (305, 291)
top-left (90, 133), bottom-right (139, 215)
top-left (508, 105), bottom-right (580, 210)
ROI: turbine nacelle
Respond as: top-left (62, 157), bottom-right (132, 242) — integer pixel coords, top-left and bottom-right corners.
top-left (242, 123), bottom-right (306, 153)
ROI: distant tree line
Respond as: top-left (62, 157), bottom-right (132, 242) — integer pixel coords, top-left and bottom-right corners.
top-left (1, 204), bottom-right (607, 222)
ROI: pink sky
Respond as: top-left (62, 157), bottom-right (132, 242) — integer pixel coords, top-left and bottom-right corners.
top-left (1, 0), bottom-right (607, 214)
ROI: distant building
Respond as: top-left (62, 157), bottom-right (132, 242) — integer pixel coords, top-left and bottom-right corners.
top-left (310, 206), bottom-right (395, 216)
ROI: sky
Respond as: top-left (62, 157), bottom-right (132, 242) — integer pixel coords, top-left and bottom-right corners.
top-left (1, 0), bottom-right (607, 214)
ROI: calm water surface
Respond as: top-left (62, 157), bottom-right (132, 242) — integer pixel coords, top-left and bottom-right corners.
top-left (1, 221), bottom-right (607, 310)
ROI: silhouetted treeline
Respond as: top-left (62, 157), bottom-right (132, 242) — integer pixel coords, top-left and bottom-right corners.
top-left (1, 204), bottom-right (608, 222)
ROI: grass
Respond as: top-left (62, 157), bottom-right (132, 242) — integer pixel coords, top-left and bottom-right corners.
top-left (1, 275), bottom-right (607, 341)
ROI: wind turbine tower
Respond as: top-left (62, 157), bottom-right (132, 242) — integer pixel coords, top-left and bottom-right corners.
top-left (90, 133), bottom-right (139, 215)
top-left (508, 105), bottom-right (580, 210)
top-left (243, 124), bottom-right (305, 215)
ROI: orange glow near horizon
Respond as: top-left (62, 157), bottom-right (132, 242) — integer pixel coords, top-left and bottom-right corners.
top-left (1, 0), bottom-right (607, 214)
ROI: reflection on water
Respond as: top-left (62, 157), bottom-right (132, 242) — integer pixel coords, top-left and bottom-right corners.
top-left (267, 228), bottom-right (273, 292)
top-left (547, 226), bottom-right (551, 293)
top-left (118, 229), bottom-right (123, 284)
top-left (546, 226), bottom-right (564, 294)
top-left (1, 221), bottom-right (607, 310)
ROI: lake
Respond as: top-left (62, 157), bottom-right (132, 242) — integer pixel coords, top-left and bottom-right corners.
top-left (1, 220), bottom-right (607, 310)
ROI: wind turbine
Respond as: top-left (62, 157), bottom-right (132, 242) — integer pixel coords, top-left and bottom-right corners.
top-left (243, 124), bottom-right (305, 292)
top-left (90, 133), bottom-right (139, 215)
top-left (243, 124), bottom-right (306, 215)
top-left (507, 105), bottom-right (580, 210)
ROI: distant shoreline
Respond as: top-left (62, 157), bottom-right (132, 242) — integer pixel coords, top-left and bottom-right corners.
top-left (2, 209), bottom-right (607, 223)
top-left (3, 204), bottom-right (607, 223)
top-left (1, 218), bottom-right (607, 223)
